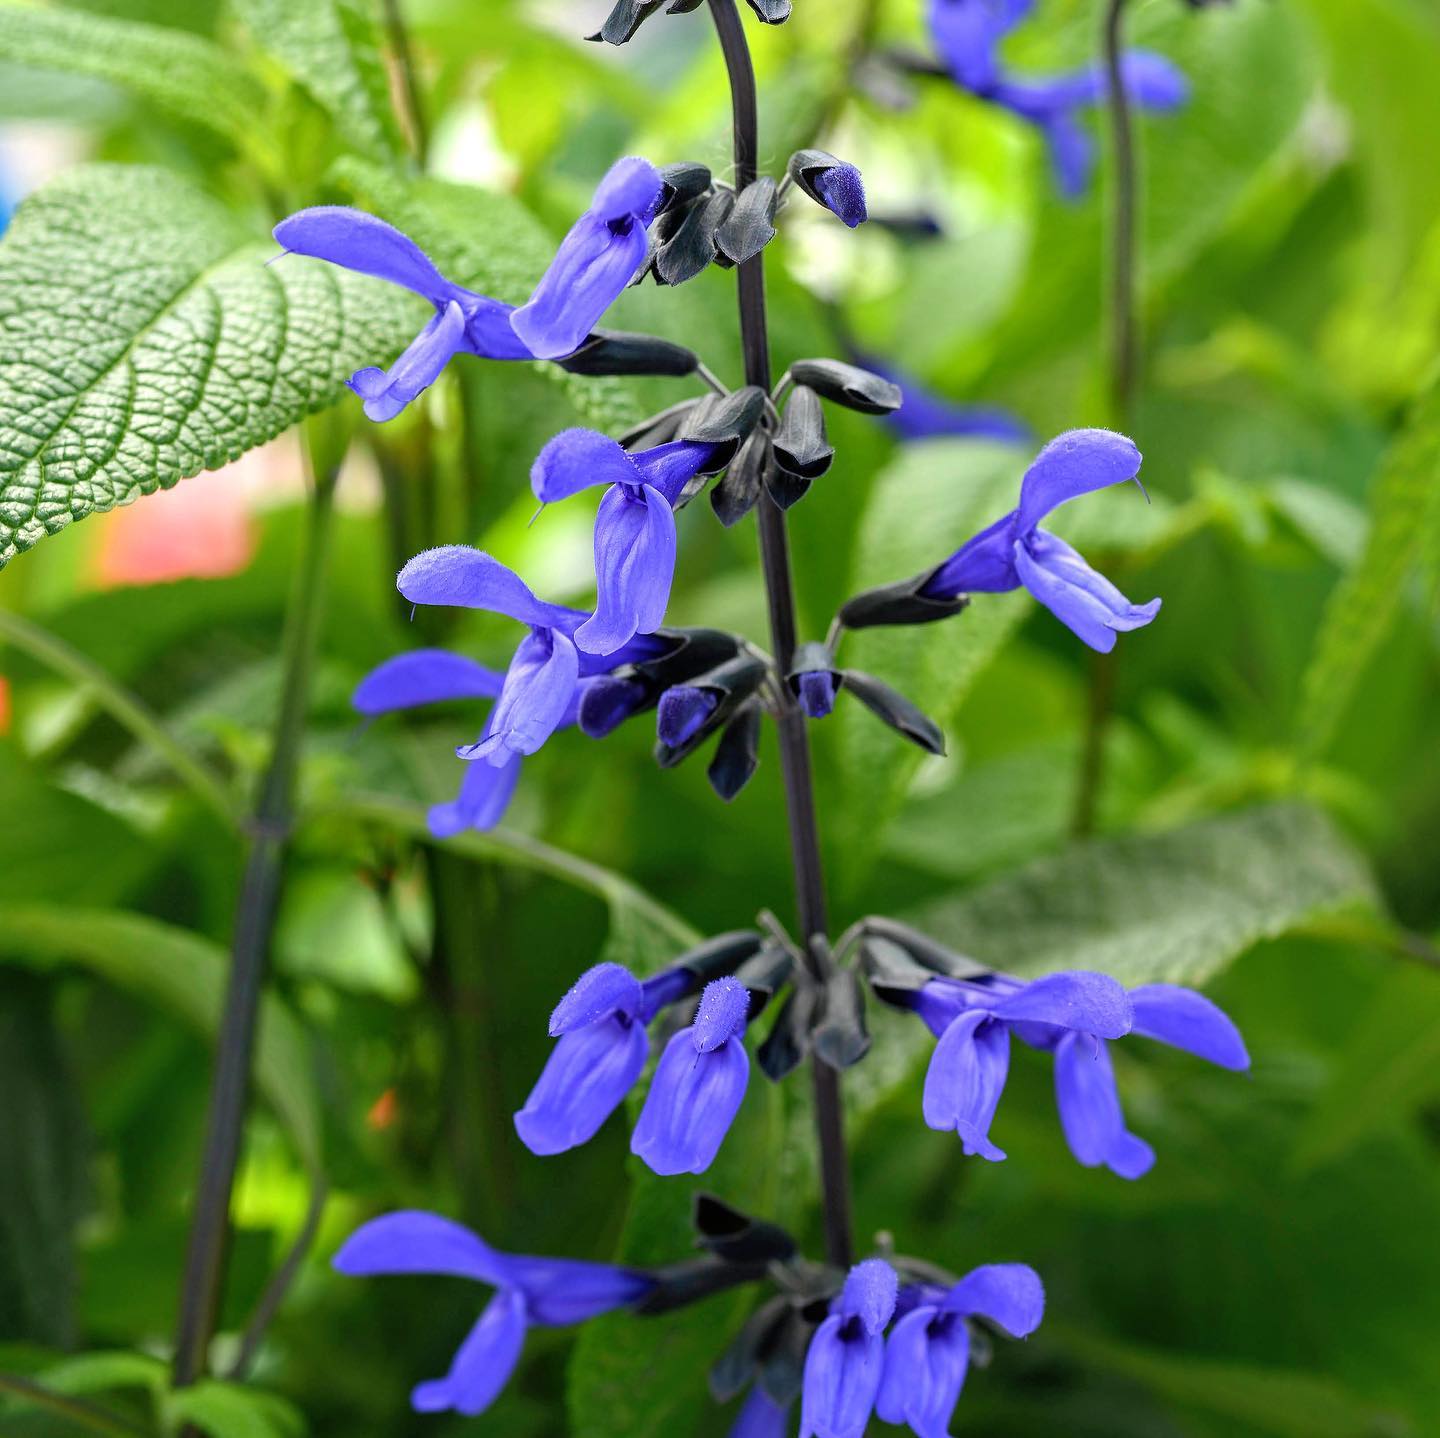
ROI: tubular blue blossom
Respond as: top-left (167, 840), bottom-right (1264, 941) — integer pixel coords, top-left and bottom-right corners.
top-left (272, 207), bottom-right (533, 421)
top-left (631, 976), bottom-right (752, 1176)
top-left (922, 428), bottom-right (1161, 653)
top-left (333, 1211), bottom-right (652, 1417)
top-left (657, 685), bottom-right (719, 745)
top-left (514, 960), bottom-right (690, 1156)
top-left (511, 157), bottom-right (664, 359)
top-left (907, 971), bottom-right (1247, 1178)
top-left (876, 1264), bottom-right (1044, 1437)
top-left (531, 429), bottom-right (715, 655)
top-left (795, 667), bottom-right (839, 719)
top-left (800, 1259), bottom-right (898, 1438)
top-left (915, 970), bottom-right (1132, 1162)
top-left (927, 0), bottom-right (1188, 197)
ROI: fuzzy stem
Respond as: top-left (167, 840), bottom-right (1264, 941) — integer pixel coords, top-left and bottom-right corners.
top-left (707, 0), bottom-right (854, 1271)
top-left (172, 462), bottom-right (338, 1387)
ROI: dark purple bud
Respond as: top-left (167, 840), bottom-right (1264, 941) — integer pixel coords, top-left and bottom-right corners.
top-left (658, 686), bottom-right (719, 746)
top-left (578, 675), bottom-right (649, 737)
top-left (708, 702), bottom-right (762, 801)
top-left (745, 0), bottom-right (791, 20)
top-left (772, 386), bottom-right (833, 481)
top-left (814, 164), bottom-right (868, 228)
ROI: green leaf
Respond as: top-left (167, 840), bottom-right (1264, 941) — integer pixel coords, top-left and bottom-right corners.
top-left (1057, 1328), bottom-right (1411, 1438)
top-left (0, 164), bottom-right (418, 568)
top-left (166, 1381), bottom-right (304, 1438)
top-left (329, 157), bottom-right (644, 433)
top-left (0, 906), bottom-right (321, 1171)
top-left (909, 803), bottom-right (1378, 987)
top-left (1298, 373), bottom-right (1440, 756)
top-left (0, 1), bottom-right (270, 160)
top-left (1291, 962), bottom-right (1440, 1173)
top-left (231, 0), bottom-right (406, 164)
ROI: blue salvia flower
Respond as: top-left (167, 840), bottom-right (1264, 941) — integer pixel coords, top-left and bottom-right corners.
top-left (511, 156), bottom-right (664, 358)
top-left (876, 1264), bottom-right (1044, 1436)
top-left (730, 1386), bottom-right (790, 1437)
top-left (631, 976), bottom-right (752, 1175)
top-left (855, 355), bottom-right (1031, 445)
top-left (514, 960), bottom-right (691, 1156)
top-left (928, 0), bottom-right (1188, 197)
top-left (922, 428), bottom-right (1161, 653)
top-left (272, 207), bottom-right (534, 421)
top-left (909, 971), bottom-right (1247, 1177)
top-left (368, 552), bottom-right (666, 833)
top-left (531, 429), bottom-right (716, 655)
top-left (800, 1258), bottom-right (898, 1438)
top-left (272, 156), bottom-right (662, 418)
top-left (334, 1212), bottom-right (652, 1417)
top-left (792, 664), bottom-right (840, 720)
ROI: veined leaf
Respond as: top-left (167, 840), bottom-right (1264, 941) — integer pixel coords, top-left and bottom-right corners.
top-left (1298, 372), bottom-right (1440, 756)
top-left (0, 1), bottom-right (270, 161)
top-left (231, 0), bottom-right (406, 164)
top-left (330, 157), bottom-right (644, 433)
top-left (0, 906), bottom-right (321, 1170)
top-left (909, 802), bottom-right (1378, 987)
top-left (0, 164), bottom-right (419, 568)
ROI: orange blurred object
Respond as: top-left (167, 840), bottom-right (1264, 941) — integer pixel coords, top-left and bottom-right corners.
top-left (93, 476), bottom-right (257, 588)
top-left (0, 676), bottom-right (10, 737)
top-left (367, 1087), bottom-right (399, 1131)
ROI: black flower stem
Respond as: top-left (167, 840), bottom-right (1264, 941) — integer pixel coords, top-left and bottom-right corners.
top-left (1073, 0), bottom-right (1137, 838)
top-left (708, 0), bottom-right (854, 1272)
top-left (172, 460), bottom-right (338, 1389)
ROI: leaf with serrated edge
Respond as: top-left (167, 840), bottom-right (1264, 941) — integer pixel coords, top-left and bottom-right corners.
top-left (0, 164), bottom-right (419, 568)
top-left (231, 0), bottom-right (405, 164)
top-left (0, 2), bottom-right (271, 162)
top-left (910, 803), bottom-right (1377, 989)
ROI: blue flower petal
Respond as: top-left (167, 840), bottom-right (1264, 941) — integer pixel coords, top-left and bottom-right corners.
top-left (921, 510), bottom-right (1022, 599)
top-left (501, 1258), bottom-right (653, 1325)
top-left (729, 1385), bottom-right (789, 1438)
top-left (989, 970), bottom-right (1133, 1040)
top-left (840, 1259), bottom-right (899, 1334)
top-left (800, 1314), bottom-right (886, 1438)
top-left (333, 1210), bottom-right (511, 1284)
top-left (514, 1016), bottom-right (648, 1156)
top-left (1015, 428), bottom-right (1143, 533)
top-left (353, 650), bottom-right (505, 714)
top-left (589, 155), bottom-right (665, 225)
top-left (815, 164), bottom-right (868, 228)
top-left (274, 207), bottom-right (467, 307)
top-left (348, 300), bottom-right (467, 422)
top-left (942, 1263), bottom-right (1045, 1336)
top-left (1014, 529), bottom-right (1161, 653)
top-left (532, 428), bottom-right (640, 504)
top-left (1129, 984), bottom-right (1250, 1070)
top-left (875, 1304), bottom-right (969, 1435)
top-left (631, 1026), bottom-right (750, 1175)
top-left (921, 1010), bottom-right (1010, 1161)
top-left (468, 629), bottom-right (581, 761)
top-left (550, 962), bottom-right (646, 1034)
top-left (428, 742), bottom-right (522, 837)
top-left (630, 440), bottom-right (716, 507)
top-left (397, 547), bottom-right (582, 630)
top-left (411, 1287), bottom-right (527, 1417)
top-left (575, 484), bottom-right (677, 656)
top-left (1053, 1032), bottom-right (1155, 1179)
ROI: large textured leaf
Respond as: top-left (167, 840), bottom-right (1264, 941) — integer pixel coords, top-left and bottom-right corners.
top-left (231, 0), bottom-right (406, 164)
top-left (909, 803), bottom-right (1378, 987)
top-left (0, 1), bottom-right (269, 159)
top-left (0, 164), bottom-right (417, 567)
top-left (330, 157), bottom-right (643, 433)
top-left (1298, 373), bottom-right (1440, 755)
top-left (0, 906), bottom-right (321, 1170)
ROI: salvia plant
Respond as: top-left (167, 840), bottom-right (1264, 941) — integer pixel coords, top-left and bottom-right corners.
top-left (8, 0), bottom-right (1436, 1435)
top-left (259, 2), bottom-right (1248, 1433)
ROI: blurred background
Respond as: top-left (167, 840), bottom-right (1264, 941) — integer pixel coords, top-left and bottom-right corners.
top-left (0, 0), bottom-right (1438, 1434)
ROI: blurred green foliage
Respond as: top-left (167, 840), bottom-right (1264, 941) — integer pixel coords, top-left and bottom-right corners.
top-left (0, 0), bottom-right (1437, 1435)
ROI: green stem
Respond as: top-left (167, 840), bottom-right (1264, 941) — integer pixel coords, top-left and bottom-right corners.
top-left (0, 610), bottom-right (236, 829)
top-left (0, 1374), bottom-right (152, 1438)
top-left (1073, 0), bottom-right (1138, 839)
top-left (381, 0), bottom-right (429, 167)
top-left (172, 462), bottom-right (338, 1388)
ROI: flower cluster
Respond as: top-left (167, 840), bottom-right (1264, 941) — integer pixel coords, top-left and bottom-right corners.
top-left (926, 0), bottom-right (1188, 196)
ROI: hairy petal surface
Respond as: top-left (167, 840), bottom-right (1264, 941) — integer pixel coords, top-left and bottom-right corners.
top-left (1054, 1032), bottom-right (1155, 1179)
top-left (514, 1017), bottom-right (648, 1157)
top-left (922, 1011), bottom-right (1011, 1161)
